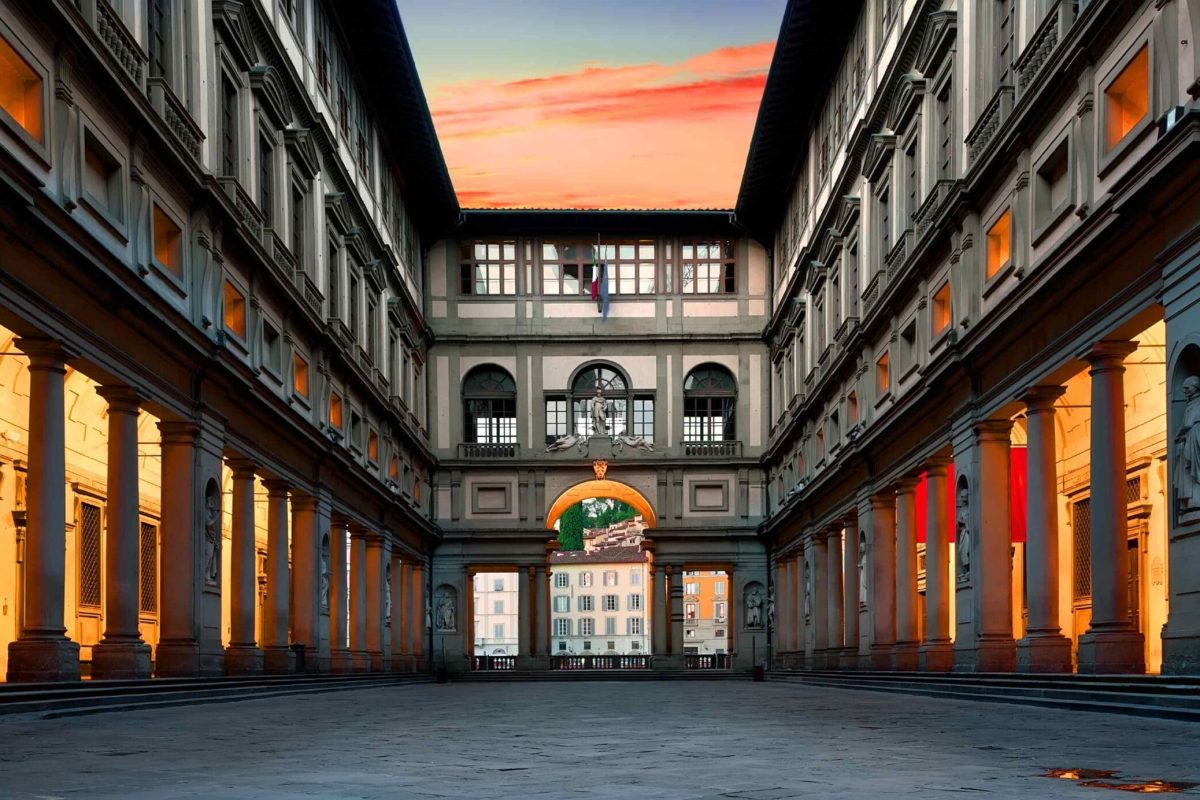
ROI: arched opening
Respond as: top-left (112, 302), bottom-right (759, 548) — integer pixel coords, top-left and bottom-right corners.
top-left (683, 364), bottom-right (736, 455)
top-left (462, 365), bottom-right (516, 447)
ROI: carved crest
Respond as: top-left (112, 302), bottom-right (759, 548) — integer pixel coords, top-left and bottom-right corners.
top-left (593, 460), bottom-right (608, 480)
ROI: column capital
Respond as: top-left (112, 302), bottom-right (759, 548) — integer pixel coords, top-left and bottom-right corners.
top-left (363, 532), bottom-right (385, 548)
top-left (262, 478), bottom-right (291, 498)
top-left (924, 456), bottom-right (953, 477)
top-left (975, 418), bottom-right (1014, 442)
top-left (1022, 385), bottom-right (1067, 411)
top-left (95, 385), bottom-right (143, 413)
top-left (839, 508), bottom-right (859, 526)
top-left (869, 492), bottom-right (894, 510)
top-left (1084, 340), bottom-right (1138, 370)
top-left (664, 563), bottom-right (674, 576)
top-left (895, 476), bottom-right (920, 493)
top-left (15, 337), bottom-right (73, 369)
top-left (157, 420), bottom-right (199, 445)
top-left (226, 457), bottom-right (258, 480)
top-left (825, 527), bottom-right (843, 543)
top-left (291, 493), bottom-right (319, 513)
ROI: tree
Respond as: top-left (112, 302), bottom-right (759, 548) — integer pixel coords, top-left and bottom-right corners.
top-left (589, 499), bottom-right (638, 529)
top-left (557, 502), bottom-right (586, 551)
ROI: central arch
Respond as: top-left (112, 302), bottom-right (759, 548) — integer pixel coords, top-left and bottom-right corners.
top-left (545, 479), bottom-right (657, 530)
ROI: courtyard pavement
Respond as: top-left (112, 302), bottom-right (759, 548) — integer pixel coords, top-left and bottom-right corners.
top-left (0, 680), bottom-right (1197, 799)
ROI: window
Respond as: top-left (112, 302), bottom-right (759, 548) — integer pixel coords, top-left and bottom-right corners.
top-left (683, 365), bottom-right (737, 442)
top-left (936, 79), bottom-right (953, 180)
top-left (349, 272), bottom-right (360, 340)
top-left (462, 366), bottom-right (517, 444)
top-left (460, 240), bottom-right (517, 295)
top-left (603, 571), bottom-right (618, 587)
top-left (493, 599), bottom-right (504, 613)
top-left (1035, 139), bottom-right (1071, 229)
top-left (83, 131), bottom-right (123, 222)
top-left (685, 582), bottom-right (700, 595)
top-left (605, 618), bottom-right (616, 636)
top-left (329, 393), bottom-right (343, 430)
top-left (291, 185), bottom-right (306, 265)
top-left (554, 572), bottom-right (569, 589)
top-left (558, 641), bottom-right (567, 651)
top-left (545, 396), bottom-right (568, 445)
top-left (493, 623), bottom-right (504, 640)
top-left (138, 521), bottom-right (157, 614)
top-left (78, 501), bottom-right (102, 608)
top-left (293, 353), bottom-right (309, 398)
top-left (904, 137), bottom-right (919, 223)
top-left (568, 364), bottom-right (635, 437)
top-left (388, 454), bottom-right (400, 483)
top-left (147, 0), bottom-right (172, 82)
top-left (282, 0), bottom-right (301, 28)
top-left (580, 571), bottom-right (593, 587)
top-left (578, 595), bottom-right (594, 612)
top-left (714, 601), bottom-right (727, 621)
top-left (995, 0), bottom-right (1017, 89)
top-left (932, 281), bottom-right (951, 336)
top-left (220, 76), bottom-right (238, 178)
top-left (986, 208), bottom-right (1012, 279)
top-left (598, 240), bottom-right (657, 294)
top-left (349, 411), bottom-right (363, 452)
top-left (152, 204), bottom-right (182, 277)
top-left (367, 430), bottom-right (378, 463)
top-left (630, 569), bottom-right (640, 586)
top-left (366, 299), bottom-right (378, 363)
top-left (1105, 45), bottom-right (1149, 151)
top-left (715, 581), bottom-right (725, 596)
top-left (222, 280), bottom-right (246, 339)
top-left (326, 238), bottom-right (340, 317)
top-left (262, 322), bottom-right (282, 374)
top-left (553, 595), bottom-right (569, 613)
top-left (899, 319), bottom-right (917, 374)
top-left (579, 619), bottom-right (595, 636)
top-left (632, 396), bottom-right (654, 442)
top-left (876, 351), bottom-right (890, 396)
top-left (877, 186), bottom-right (892, 256)
top-left (684, 602), bottom-right (698, 620)
top-left (554, 618), bottom-right (570, 637)
top-left (259, 137), bottom-right (274, 226)
top-left (628, 594), bottom-right (642, 611)
top-left (680, 240), bottom-right (735, 293)
top-left (0, 35), bottom-right (42, 143)
top-left (583, 640), bottom-right (593, 651)
top-left (493, 578), bottom-right (505, 592)
top-left (602, 595), bottom-right (618, 612)
top-left (541, 241), bottom-right (589, 295)
top-left (848, 391), bottom-right (859, 424)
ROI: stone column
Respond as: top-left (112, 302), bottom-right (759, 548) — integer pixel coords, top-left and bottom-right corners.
top-left (893, 478), bottom-right (920, 670)
top-left (154, 422), bottom-right (201, 677)
top-left (826, 527), bottom-right (845, 668)
top-left (365, 534), bottom-right (385, 671)
top-left (653, 565), bottom-right (669, 656)
top-left (1016, 387), bottom-right (1072, 672)
top-left (920, 459), bottom-right (954, 670)
top-left (349, 527), bottom-right (369, 671)
top-left (842, 515), bottom-right (861, 670)
top-left (261, 480), bottom-right (294, 673)
top-left (976, 420), bottom-right (1016, 671)
top-left (329, 518), bottom-right (353, 673)
top-left (810, 533), bottom-right (829, 666)
top-left (6, 340), bottom-right (79, 682)
top-left (290, 493), bottom-right (320, 672)
top-left (787, 555), bottom-right (800, 663)
top-left (1078, 342), bottom-right (1145, 673)
top-left (520, 565), bottom-right (535, 663)
top-left (410, 561), bottom-right (426, 668)
top-left (774, 557), bottom-right (788, 663)
top-left (90, 387), bottom-right (152, 679)
top-left (390, 551), bottom-right (405, 671)
top-left (224, 460), bottom-right (261, 674)
top-left (796, 547), bottom-right (809, 666)
top-left (869, 492), bottom-right (897, 670)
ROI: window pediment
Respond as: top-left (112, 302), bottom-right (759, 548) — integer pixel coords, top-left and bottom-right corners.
top-left (886, 74), bottom-right (927, 132)
top-left (915, 10), bottom-right (957, 77)
top-left (863, 133), bottom-right (897, 182)
top-left (249, 65), bottom-right (291, 129)
top-left (325, 192), bottom-right (351, 234)
top-left (284, 126), bottom-right (320, 180)
top-left (835, 196), bottom-right (861, 236)
top-left (804, 259), bottom-right (828, 294)
top-left (213, 0), bottom-right (258, 72)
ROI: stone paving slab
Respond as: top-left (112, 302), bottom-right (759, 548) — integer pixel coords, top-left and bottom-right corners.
top-left (0, 680), bottom-right (1196, 799)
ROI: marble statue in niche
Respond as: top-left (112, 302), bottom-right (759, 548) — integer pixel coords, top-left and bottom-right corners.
top-left (204, 480), bottom-right (220, 587)
top-left (384, 563), bottom-right (392, 626)
top-left (858, 530), bottom-right (868, 605)
top-left (766, 585), bottom-right (775, 633)
top-left (1174, 375), bottom-right (1200, 521)
top-left (955, 481), bottom-right (971, 582)
top-left (319, 535), bottom-right (330, 613)
top-left (434, 587), bottom-right (456, 631)
top-left (744, 584), bottom-right (764, 629)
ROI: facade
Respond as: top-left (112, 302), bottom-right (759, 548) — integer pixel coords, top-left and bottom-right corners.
top-left (749, 0), bottom-right (1200, 676)
top-left (472, 572), bottom-right (519, 656)
top-left (683, 570), bottom-right (732, 656)
top-left (3, 0), bottom-right (1200, 684)
top-left (549, 547), bottom-right (651, 656)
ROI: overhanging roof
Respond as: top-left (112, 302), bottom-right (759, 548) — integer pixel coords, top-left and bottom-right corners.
top-left (734, 0), bottom-right (865, 241)
top-left (333, 1), bottom-right (460, 239)
top-left (458, 209), bottom-right (741, 238)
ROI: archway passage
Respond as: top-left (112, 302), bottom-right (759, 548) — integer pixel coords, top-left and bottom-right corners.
top-left (546, 479), bottom-right (657, 531)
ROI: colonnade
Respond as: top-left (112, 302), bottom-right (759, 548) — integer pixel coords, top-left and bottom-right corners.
top-left (773, 341), bottom-right (1152, 674)
top-left (4, 337), bottom-right (429, 682)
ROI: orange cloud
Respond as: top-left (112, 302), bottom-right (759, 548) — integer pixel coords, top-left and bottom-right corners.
top-left (426, 42), bottom-right (774, 209)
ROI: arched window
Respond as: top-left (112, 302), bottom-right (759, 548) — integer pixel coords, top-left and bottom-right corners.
top-left (683, 364), bottom-right (736, 443)
top-left (463, 366), bottom-right (516, 444)
top-left (544, 363), bottom-right (654, 444)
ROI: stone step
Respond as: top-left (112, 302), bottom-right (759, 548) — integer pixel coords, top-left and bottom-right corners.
top-left (772, 669), bottom-right (1200, 695)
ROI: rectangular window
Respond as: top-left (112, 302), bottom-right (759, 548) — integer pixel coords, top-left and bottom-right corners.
top-left (605, 618), bottom-right (616, 636)
top-left (78, 501), bottom-right (102, 608)
top-left (603, 571), bottom-right (618, 587)
top-left (579, 572), bottom-right (593, 588)
top-left (459, 240), bottom-right (517, 295)
top-left (222, 279), bottom-right (246, 340)
top-left (494, 599), bottom-right (505, 614)
top-left (152, 204), bottom-right (183, 277)
top-left (147, 0), bottom-right (171, 82)
top-left (680, 241), bottom-right (735, 294)
top-left (83, 131), bottom-right (123, 222)
top-left (715, 581), bottom-right (725, 596)
top-left (258, 137), bottom-right (274, 226)
top-left (554, 618), bottom-right (570, 637)
top-left (878, 187), bottom-right (891, 255)
top-left (0, 35), bottom-right (42, 143)
top-left (1105, 45), bottom-right (1149, 151)
top-left (932, 281), bottom-right (951, 336)
top-left (632, 396), bottom-right (654, 441)
top-left (627, 617), bottom-right (643, 635)
top-left (554, 572), bottom-right (569, 588)
top-left (221, 76), bottom-right (238, 178)
top-left (493, 623), bottom-right (504, 640)
top-left (596, 240), bottom-right (656, 295)
top-left (553, 595), bottom-right (569, 613)
top-left (995, 0), bottom-right (1017, 89)
top-left (628, 594), bottom-right (642, 611)
top-left (293, 353), bottom-right (309, 398)
top-left (602, 595), bottom-right (618, 611)
top-left (905, 139), bottom-right (919, 223)
top-left (541, 241), bottom-right (589, 295)
top-left (684, 602), bottom-right (698, 620)
top-left (986, 208), bottom-right (1012, 279)
top-left (579, 618), bottom-right (595, 636)
top-left (937, 80), bottom-right (952, 180)
top-left (714, 601), bottom-right (727, 621)
top-left (493, 578), bottom-right (504, 592)
top-left (329, 392), bottom-right (343, 430)
top-left (291, 185), bottom-right (306, 265)
top-left (138, 520), bottom-right (157, 614)
top-left (367, 430), bottom-right (379, 463)
top-left (326, 238), bottom-right (340, 317)
top-left (366, 300), bottom-right (378, 363)
top-left (349, 273), bottom-right (361, 341)
top-left (630, 569), bottom-right (640, 587)
top-left (685, 582), bottom-right (700, 596)
top-left (876, 351), bottom-right (890, 396)
top-left (1035, 140), bottom-right (1070, 228)
top-left (578, 595), bottom-right (594, 612)
top-left (545, 397), bottom-right (567, 444)
top-left (263, 322), bottom-right (282, 374)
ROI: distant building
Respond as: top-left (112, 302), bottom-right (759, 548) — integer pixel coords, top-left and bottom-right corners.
top-left (682, 571), bottom-right (730, 656)
top-left (583, 514), bottom-right (647, 551)
top-left (550, 545), bottom-right (650, 656)
top-left (472, 573), bottom-right (519, 656)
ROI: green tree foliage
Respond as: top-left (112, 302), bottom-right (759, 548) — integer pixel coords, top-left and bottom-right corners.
top-left (557, 502), bottom-right (586, 551)
top-left (588, 499), bottom-right (638, 529)
top-left (556, 498), bottom-right (640, 551)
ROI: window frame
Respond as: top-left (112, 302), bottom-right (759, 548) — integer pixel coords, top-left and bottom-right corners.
top-left (679, 240), bottom-right (736, 295)
top-left (1098, 37), bottom-right (1154, 175)
top-left (459, 239), bottom-right (518, 296)
top-left (682, 364), bottom-right (737, 443)
top-left (462, 365), bottom-right (517, 445)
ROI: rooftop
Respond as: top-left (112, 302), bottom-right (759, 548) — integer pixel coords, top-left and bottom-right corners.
top-left (550, 545), bottom-right (649, 565)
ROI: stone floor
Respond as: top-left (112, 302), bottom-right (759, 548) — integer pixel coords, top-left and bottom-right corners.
top-left (0, 680), bottom-right (1197, 799)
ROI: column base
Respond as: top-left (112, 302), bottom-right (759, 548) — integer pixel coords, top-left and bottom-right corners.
top-left (975, 634), bottom-right (1016, 672)
top-left (154, 639), bottom-right (201, 677)
top-left (91, 639), bottom-right (152, 680)
top-left (1016, 633), bottom-right (1073, 673)
top-left (391, 654), bottom-right (412, 672)
top-left (6, 637), bottom-right (81, 682)
top-left (224, 644), bottom-right (264, 675)
top-left (330, 649), bottom-right (355, 673)
top-left (919, 640), bottom-right (955, 672)
top-left (351, 650), bottom-right (371, 672)
top-left (1162, 625), bottom-right (1200, 675)
top-left (869, 644), bottom-right (894, 671)
top-left (369, 651), bottom-right (386, 672)
top-left (1077, 628), bottom-right (1145, 674)
top-left (262, 646), bottom-right (296, 674)
top-left (891, 640), bottom-right (920, 671)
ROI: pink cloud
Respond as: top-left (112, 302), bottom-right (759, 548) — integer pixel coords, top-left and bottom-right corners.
top-left (426, 42), bottom-right (775, 209)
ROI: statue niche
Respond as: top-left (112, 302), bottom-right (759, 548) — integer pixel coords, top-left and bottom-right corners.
top-left (955, 475), bottom-right (971, 583)
top-left (319, 534), bottom-right (331, 613)
top-left (1174, 367), bottom-right (1200, 524)
top-left (743, 581), bottom-right (765, 629)
top-left (203, 479), bottom-right (221, 587)
top-left (434, 584), bottom-right (457, 632)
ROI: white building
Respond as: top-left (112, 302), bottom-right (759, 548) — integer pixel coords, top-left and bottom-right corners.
top-left (472, 573), bottom-right (519, 656)
top-left (550, 546), bottom-right (650, 656)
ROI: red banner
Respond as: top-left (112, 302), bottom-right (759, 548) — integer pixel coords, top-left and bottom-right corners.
top-left (914, 452), bottom-right (1026, 544)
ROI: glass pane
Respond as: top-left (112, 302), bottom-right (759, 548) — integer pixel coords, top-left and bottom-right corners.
top-left (503, 243), bottom-right (516, 260)
top-left (564, 243), bottom-right (579, 261)
top-left (619, 244), bottom-right (635, 260)
top-left (474, 242), bottom-right (486, 259)
top-left (619, 273), bottom-right (635, 295)
top-left (563, 265), bottom-right (580, 295)
top-left (639, 263), bottom-right (655, 293)
top-left (543, 243), bottom-right (559, 261)
top-left (487, 243), bottom-right (499, 260)
top-left (639, 241), bottom-right (655, 259)
top-left (542, 265), bottom-right (560, 294)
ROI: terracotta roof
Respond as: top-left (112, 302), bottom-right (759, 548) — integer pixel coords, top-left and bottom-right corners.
top-left (550, 545), bottom-right (648, 564)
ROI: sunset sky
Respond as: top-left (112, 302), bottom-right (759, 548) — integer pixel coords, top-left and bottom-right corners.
top-left (396, 0), bottom-right (787, 209)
